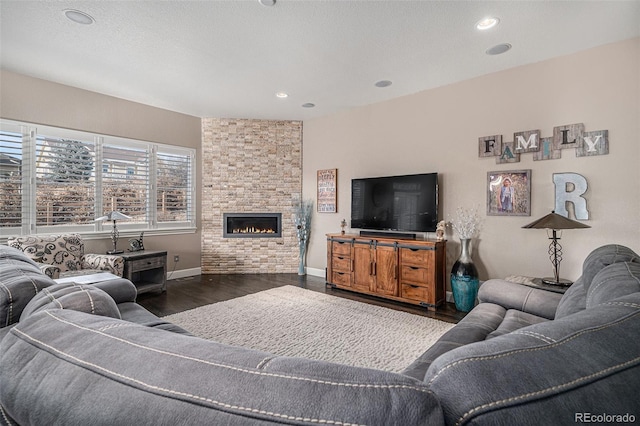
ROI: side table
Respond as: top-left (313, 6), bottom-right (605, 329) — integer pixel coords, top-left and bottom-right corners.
top-left (119, 250), bottom-right (167, 294)
top-left (505, 275), bottom-right (570, 294)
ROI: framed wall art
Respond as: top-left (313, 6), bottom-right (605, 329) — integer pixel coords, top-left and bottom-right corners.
top-left (317, 169), bottom-right (337, 213)
top-left (487, 169), bottom-right (531, 216)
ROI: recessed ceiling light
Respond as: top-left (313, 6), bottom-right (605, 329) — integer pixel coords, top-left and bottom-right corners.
top-left (486, 43), bottom-right (512, 55)
top-left (302, 103), bottom-right (315, 108)
top-left (374, 80), bottom-right (392, 88)
top-left (476, 17), bottom-right (499, 30)
top-left (258, 0), bottom-right (276, 6)
top-left (275, 92), bottom-right (288, 98)
top-left (64, 9), bottom-right (95, 25)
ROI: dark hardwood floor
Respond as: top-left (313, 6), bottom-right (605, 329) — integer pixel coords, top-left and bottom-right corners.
top-left (137, 273), bottom-right (466, 324)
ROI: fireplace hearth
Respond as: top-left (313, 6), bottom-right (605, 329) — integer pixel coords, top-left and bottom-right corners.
top-left (223, 213), bottom-right (282, 238)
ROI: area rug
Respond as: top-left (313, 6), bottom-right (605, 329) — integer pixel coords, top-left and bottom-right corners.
top-left (163, 285), bottom-right (455, 373)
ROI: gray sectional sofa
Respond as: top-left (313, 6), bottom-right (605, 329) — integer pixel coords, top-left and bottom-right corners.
top-left (1, 243), bottom-right (639, 425)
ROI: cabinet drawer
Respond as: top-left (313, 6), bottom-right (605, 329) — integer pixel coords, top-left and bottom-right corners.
top-left (400, 248), bottom-right (431, 264)
top-left (400, 265), bottom-right (431, 283)
top-left (332, 241), bottom-right (352, 255)
top-left (129, 257), bottom-right (165, 272)
top-left (401, 283), bottom-right (431, 302)
top-left (332, 271), bottom-right (351, 287)
top-left (332, 255), bottom-right (351, 272)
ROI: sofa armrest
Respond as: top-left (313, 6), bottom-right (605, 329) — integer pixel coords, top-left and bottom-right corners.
top-left (38, 263), bottom-right (61, 279)
top-left (81, 254), bottom-right (125, 277)
top-left (478, 279), bottom-right (563, 320)
top-left (90, 279), bottom-right (137, 304)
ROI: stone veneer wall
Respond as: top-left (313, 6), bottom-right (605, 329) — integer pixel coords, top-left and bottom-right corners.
top-left (201, 118), bottom-right (302, 273)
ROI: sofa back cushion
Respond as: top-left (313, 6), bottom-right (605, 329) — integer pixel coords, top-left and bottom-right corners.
top-left (20, 282), bottom-right (121, 321)
top-left (425, 291), bottom-right (640, 425)
top-left (555, 244), bottom-right (639, 319)
top-left (587, 262), bottom-right (640, 308)
top-left (8, 234), bottom-right (85, 273)
top-left (0, 309), bottom-right (444, 425)
top-left (0, 246), bottom-right (55, 327)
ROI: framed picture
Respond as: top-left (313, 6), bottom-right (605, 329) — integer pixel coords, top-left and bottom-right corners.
top-left (487, 170), bottom-right (531, 216)
top-left (317, 169), bottom-right (337, 213)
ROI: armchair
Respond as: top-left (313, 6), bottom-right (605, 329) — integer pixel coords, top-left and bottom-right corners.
top-left (7, 234), bottom-right (124, 279)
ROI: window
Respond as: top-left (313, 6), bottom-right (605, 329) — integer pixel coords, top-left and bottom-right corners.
top-left (0, 120), bottom-right (195, 237)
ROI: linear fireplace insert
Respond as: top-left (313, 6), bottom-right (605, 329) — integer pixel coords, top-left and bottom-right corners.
top-left (223, 213), bottom-right (282, 238)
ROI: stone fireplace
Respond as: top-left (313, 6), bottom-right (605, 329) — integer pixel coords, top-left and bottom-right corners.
top-left (201, 118), bottom-right (302, 273)
top-left (223, 213), bottom-right (282, 238)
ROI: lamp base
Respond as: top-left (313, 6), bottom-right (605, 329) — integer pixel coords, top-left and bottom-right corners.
top-left (541, 277), bottom-right (573, 286)
top-left (106, 249), bottom-right (124, 255)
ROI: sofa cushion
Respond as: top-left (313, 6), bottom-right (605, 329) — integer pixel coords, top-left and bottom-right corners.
top-left (424, 292), bottom-right (640, 425)
top-left (0, 246), bottom-right (55, 328)
top-left (556, 244), bottom-right (640, 319)
top-left (587, 262), bottom-right (640, 308)
top-left (20, 283), bottom-right (121, 321)
top-left (485, 309), bottom-right (549, 339)
top-left (402, 303), bottom-right (507, 380)
top-left (8, 234), bottom-right (85, 273)
top-left (0, 310), bottom-right (444, 425)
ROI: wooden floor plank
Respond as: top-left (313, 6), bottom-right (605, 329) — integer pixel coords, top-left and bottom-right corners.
top-left (137, 274), bottom-right (466, 323)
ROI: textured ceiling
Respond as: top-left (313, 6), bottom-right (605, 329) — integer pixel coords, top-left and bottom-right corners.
top-left (1, 1), bottom-right (639, 120)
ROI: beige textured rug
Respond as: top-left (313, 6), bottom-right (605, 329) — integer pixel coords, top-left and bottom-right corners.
top-left (163, 285), bottom-right (454, 372)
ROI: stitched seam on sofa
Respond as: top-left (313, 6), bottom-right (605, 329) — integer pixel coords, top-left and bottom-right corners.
top-left (511, 330), bottom-right (556, 344)
top-left (0, 282), bottom-right (12, 326)
top-left (41, 288), bottom-right (64, 310)
top-left (98, 323), bottom-right (131, 332)
top-left (0, 260), bottom-right (40, 324)
top-left (427, 310), bottom-right (640, 386)
top-left (10, 328), bottom-right (367, 426)
top-left (256, 356), bottom-right (277, 370)
top-left (0, 404), bottom-right (16, 426)
top-left (520, 288), bottom-right (533, 312)
top-left (39, 311), bottom-right (431, 393)
top-left (72, 284), bottom-right (96, 314)
top-left (454, 355), bottom-right (640, 426)
top-left (603, 301), bottom-right (640, 308)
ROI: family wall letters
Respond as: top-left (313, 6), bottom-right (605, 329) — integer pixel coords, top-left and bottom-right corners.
top-left (478, 123), bottom-right (609, 163)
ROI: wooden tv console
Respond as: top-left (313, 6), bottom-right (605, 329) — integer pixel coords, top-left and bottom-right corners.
top-left (326, 233), bottom-right (446, 308)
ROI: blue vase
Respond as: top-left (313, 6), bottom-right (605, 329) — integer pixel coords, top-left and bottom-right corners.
top-left (450, 238), bottom-right (479, 312)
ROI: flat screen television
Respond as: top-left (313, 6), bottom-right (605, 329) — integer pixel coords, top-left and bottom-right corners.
top-left (351, 172), bottom-right (438, 233)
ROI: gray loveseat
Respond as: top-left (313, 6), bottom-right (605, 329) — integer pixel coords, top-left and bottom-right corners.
top-left (1, 243), bottom-right (639, 425)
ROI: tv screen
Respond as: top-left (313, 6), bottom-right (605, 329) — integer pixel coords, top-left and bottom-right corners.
top-left (351, 173), bottom-right (438, 233)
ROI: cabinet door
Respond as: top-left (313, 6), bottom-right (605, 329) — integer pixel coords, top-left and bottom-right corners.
top-left (374, 245), bottom-right (398, 296)
top-left (352, 243), bottom-right (374, 292)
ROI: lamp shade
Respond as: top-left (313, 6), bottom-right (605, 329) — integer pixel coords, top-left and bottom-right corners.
top-left (95, 211), bottom-right (131, 222)
top-left (522, 211), bottom-right (590, 230)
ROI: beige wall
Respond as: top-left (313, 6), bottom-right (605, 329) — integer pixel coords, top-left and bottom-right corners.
top-left (0, 70), bottom-right (203, 272)
top-left (303, 38), bottom-right (640, 284)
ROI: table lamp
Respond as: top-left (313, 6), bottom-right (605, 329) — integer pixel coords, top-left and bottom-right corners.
top-left (522, 211), bottom-right (590, 285)
top-left (95, 211), bottom-right (131, 254)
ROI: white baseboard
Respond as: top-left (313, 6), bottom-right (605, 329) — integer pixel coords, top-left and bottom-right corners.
top-left (166, 267), bottom-right (201, 281)
top-left (446, 291), bottom-right (453, 303)
top-left (305, 267), bottom-right (325, 278)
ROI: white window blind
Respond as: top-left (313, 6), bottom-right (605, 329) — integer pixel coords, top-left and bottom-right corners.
top-left (156, 148), bottom-right (193, 224)
top-left (0, 126), bottom-right (23, 230)
top-left (35, 135), bottom-right (96, 227)
top-left (101, 143), bottom-right (149, 224)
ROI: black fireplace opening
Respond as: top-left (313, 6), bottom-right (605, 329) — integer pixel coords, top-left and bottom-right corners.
top-left (223, 213), bottom-right (282, 238)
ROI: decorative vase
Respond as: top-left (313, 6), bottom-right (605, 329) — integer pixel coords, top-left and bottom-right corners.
top-left (450, 238), bottom-right (480, 312)
top-left (298, 243), bottom-right (307, 276)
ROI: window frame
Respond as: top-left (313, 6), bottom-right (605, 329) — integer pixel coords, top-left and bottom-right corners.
top-left (0, 119), bottom-right (196, 242)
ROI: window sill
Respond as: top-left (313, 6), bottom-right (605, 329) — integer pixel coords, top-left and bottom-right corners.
top-left (0, 227), bottom-right (197, 245)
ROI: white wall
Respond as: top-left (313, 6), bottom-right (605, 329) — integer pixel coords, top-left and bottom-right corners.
top-left (302, 38), bottom-right (640, 285)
